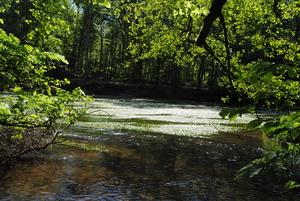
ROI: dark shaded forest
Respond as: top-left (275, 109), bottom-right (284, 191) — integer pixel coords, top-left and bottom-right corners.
top-left (1, 0), bottom-right (234, 101)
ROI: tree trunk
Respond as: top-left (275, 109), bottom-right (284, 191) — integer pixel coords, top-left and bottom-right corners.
top-left (172, 63), bottom-right (179, 94)
top-left (83, 5), bottom-right (92, 79)
top-left (197, 56), bottom-right (205, 90)
top-left (195, 0), bottom-right (228, 47)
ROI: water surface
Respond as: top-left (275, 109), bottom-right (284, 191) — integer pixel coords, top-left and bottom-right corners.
top-left (0, 97), bottom-right (299, 200)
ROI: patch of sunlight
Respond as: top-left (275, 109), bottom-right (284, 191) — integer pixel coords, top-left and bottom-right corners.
top-left (61, 139), bottom-right (108, 152)
top-left (70, 98), bottom-right (256, 137)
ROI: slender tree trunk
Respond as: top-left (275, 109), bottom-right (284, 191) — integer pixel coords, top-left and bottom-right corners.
top-left (99, 28), bottom-right (104, 78)
top-left (197, 57), bottom-right (205, 90)
top-left (83, 4), bottom-right (92, 79)
top-left (155, 57), bottom-right (161, 86)
top-left (132, 60), bottom-right (143, 82)
top-left (172, 63), bottom-right (179, 94)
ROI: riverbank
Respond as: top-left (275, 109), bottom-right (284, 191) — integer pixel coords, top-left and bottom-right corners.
top-left (63, 79), bottom-right (229, 103)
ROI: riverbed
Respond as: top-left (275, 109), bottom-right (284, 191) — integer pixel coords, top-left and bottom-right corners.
top-left (0, 97), bottom-right (299, 200)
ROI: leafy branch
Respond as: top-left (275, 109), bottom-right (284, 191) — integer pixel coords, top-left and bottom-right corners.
top-left (0, 87), bottom-right (92, 164)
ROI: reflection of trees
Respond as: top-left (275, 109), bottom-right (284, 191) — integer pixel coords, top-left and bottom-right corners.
top-left (99, 136), bottom-right (182, 184)
top-left (156, 137), bottom-right (180, 178)
top-left (101, 151), bottom-right (122, 173)
top-left (99, 133), bottom-right (265, 186)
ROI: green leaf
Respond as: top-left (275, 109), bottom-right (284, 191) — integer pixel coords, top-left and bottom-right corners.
top-left (247, 119), bottom-right (261, 130)
top-left (291, 130), bottom-right (299, 141)
top-left (228, 112), bottom-right (238, 121)
top-left (219, 108), bottom-right (229, 118)
top-left (96, 0), bottom-right (111, 8)
top-left (234, 170), bottom-right (248, 180)
top-left (0, 103), bottom-right (11, 115)
top-left (263, 71), bottom-right (273, 84)
top-left (12, 87), bottom-right (22, 92)
top-left (284, 181), bottom-right (300, 191)
top-left (249, 166), bottom-right (262, 178)
top-left (262, 122), bottom-right (277, 134)
top-left (237, 163), bottom-right (254, 172)
top-left (287, 67), bottom-right (294, 78)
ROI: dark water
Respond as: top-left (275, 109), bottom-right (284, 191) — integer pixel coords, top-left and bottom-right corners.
top-left (0, 98), bottom-right (299, 200)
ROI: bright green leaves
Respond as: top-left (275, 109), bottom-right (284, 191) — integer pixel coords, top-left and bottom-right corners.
top-left (123, 0), bottom-right (208, 70)
top-left (219, 106), bottom-right (263, 130)
top-left (97, 0), bottom-right (111, 8)
top-left (0, 87), bottom-right (92, 129)
top-left (173, 0), bottom-right (210, 20)
top-left (248, 62), bottom-right (295, 85)
top-left (235, 145), bottom-right (300, 186)
top-left (236, 61), bottom-right (299, 108)
top-left (0, 1), bottom-right (12, 13)
top-left (74, 0), bottom-right (111, 8)
top-left (218, 108), bottom-right (229, 118)
top-left (246, 119), bottom-right (261, 130)
top-left (0, 27), bottom-right (68, 91)
top-left (43, 52), bottom-right (69, 64)
top-left (284, 181), bottom-right (300, 191)
top-left (219, 106), bottom-right (253, 121)
top-left (223, 0), bottom-right (300, 109)
top-left (0, 0), bottom-right (94, 161)
top-left (232, 110), bottom-right (300, 189)
top-left (248, 62), bottom-right (273, 85)
top-left (0, 87), bottom-right (92, 160)
top-left (259, 111), bottom-right (300, 143)
top-left (263, 71), bottom-right (273, 84)
top-left (262, 121), bottom-right (278, 134)
top-left (0, 103), bottom-right (11, 119)
top-left (234, 159), bottom-right (266, 181)
top-left (125, 0), bottom-right (177, 58)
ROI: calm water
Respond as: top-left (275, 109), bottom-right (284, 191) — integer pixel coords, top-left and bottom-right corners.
top-left (0, 97), bottom-right (299, 200)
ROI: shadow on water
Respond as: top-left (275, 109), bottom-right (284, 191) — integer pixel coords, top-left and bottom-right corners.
top-left (91, 97), bottom-right (222, 111)
top-left (0, 130), bottom-right (299, 200)
top-left (0, 98), bottom-right (299, 200)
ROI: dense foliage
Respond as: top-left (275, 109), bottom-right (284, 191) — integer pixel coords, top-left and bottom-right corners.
top-left (0, 0), bottom-right (98, 166)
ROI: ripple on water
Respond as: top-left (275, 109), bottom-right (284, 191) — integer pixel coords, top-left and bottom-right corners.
top-left (0, 98), bottom-right (299, 200)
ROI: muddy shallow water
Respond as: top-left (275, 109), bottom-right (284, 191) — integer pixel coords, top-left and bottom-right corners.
top-left (0, 97), bottom-right (299, 200)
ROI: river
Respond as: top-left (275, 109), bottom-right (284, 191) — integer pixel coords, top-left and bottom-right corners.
top-left (0, 97), bottom-right (299, 200)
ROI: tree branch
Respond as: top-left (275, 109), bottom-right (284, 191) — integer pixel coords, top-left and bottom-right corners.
top-left (0, 121), bottom-right (51, 128)
top-left (195, 0), bottom-right (241, 99)
top-left (219, 13), bottom-right (239, 98)
top-left (195, 0), bottom-right (228, 47)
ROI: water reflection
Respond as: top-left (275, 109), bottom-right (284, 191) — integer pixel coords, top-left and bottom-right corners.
top-left (0, 130), bottom-right (298, 200)
top-left (0, 98), bottom-right (299, 200)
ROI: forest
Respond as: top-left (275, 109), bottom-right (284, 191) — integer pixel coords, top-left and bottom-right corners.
top-left (1, 0), bottom-right (300, 191)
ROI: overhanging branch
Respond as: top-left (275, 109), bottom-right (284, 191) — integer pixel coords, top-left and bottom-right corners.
top-left (195, 0), bottom-right (228, 47)
top-left (195, 0), bottom-right (240, 99)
